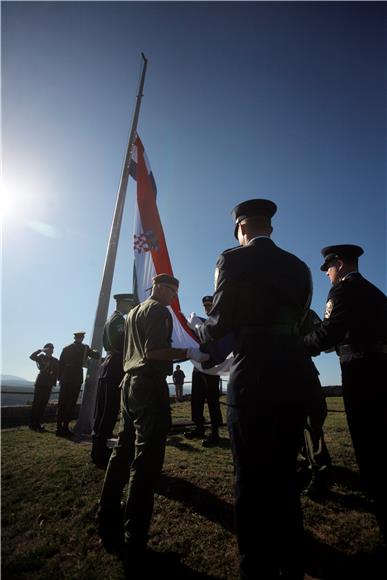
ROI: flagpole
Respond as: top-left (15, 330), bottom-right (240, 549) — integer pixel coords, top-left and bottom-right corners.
top-left (74, 53), bottom-right (148, 435)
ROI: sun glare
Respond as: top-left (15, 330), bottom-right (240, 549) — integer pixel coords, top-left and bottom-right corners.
top-left (0, 189), bottom-right (13, 219)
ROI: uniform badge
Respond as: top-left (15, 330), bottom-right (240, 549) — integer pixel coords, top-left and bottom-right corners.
top-left (324, 299), bottom-right (334, 319)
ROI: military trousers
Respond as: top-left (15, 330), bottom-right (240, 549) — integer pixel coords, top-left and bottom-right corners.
top-left (57, 380), bottom-right (82, 424)
top-left (228, 400), bottom-right (306, 580)
top-left (99, 372), bottom-right (171, 547)
top-left (91, 376), bottom-right (122, 465)
top-left (341, 354), bottom-right (387, 543)
top-left (30, 383), bottom-right (53, 427)
top-left (191, 370), bottom-right (223, 430)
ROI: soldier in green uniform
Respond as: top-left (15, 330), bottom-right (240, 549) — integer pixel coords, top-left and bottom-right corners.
top-left (96, 274), bottom-right (209, 569)
top-left (29, 343), bottom-right (59, 432)
top-left (57, 331), bottom-right (100, 437)
top-left (304, 244), bottom-right (387, 543)
top-left (91, 293), bottom-right (136, 467)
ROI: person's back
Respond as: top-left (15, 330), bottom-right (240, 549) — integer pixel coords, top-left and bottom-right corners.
top-left (196, 199), bottom-right (316, 580)
top-left (123, 298), bottom-right (173, 376)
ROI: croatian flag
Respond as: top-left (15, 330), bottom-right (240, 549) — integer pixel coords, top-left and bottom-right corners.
top-left (129, 135), bottom-right (199, 351)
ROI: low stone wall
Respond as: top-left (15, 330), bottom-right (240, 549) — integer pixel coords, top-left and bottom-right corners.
top-left (1, 403), bottom-right (80, 429)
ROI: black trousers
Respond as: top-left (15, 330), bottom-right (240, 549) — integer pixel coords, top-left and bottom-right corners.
top-left (91, 376), bottom-right (122, 464)
top-left (341, 354), bottom-right (387, 543)
top-left (57, 380), bottom-right (82, 425)
top-left (191, 370), bottom-right (223, 430)
top-left (30, 383), bottom-right (53, 427)
top-left (99, 372), bottom-right (171, 547)
top-left (228, 401), bottom-right (306, 580)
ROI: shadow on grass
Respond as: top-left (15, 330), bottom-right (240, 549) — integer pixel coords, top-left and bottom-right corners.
top-left (329, 465), bottom-right (362, 491)
top-left (123, 549), bottom-right (223, 579)
top-left (157, 474), bottom-right (234, 533)
top-left (167, 434), bottom-right (230, 452)
top-left (304, 533), bottom-right (386, 579)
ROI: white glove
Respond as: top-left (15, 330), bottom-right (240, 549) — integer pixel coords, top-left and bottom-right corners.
top-left (187, 312), bottom-right (203, 331)
top-left (186, 347), bottom-right (210, 363)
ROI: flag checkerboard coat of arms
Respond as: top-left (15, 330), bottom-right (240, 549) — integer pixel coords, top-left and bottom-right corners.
top-left (129, 135), bottom-right (198, 351)
top-left (129, 135), bottom-right (233, 375)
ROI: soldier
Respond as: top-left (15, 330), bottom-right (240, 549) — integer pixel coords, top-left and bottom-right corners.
top-left (57, 331), bottom-right (100, 437)
top-left (96, 274), bottom-right (209, 569)
top-left (172, 364), bottom-right (185, 402)
top-left (91, 293), bottom-right (136, 467)
top-left (29, 343), bottom-right (59, 432)
top-left (185, 295), bottom-right (224, 447)
top-left (194, 199), bottom-right (320, 579)
top-left (304, 244), bottom-right (387, 543)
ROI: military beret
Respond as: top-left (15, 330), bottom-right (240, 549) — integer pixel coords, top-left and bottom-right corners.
top-left (73, 331), bottom-right (86, 336)
top-left (113, 293), bottom-right (135, 303)
top-left (202, 295), bottom-right (213, 304)
top-left (44, 342), bottom-right (54, 349)
top-left (151, 273), bottom-right (179, 288)
top-left (231, 199), bottom-right (277, 239)
top-left (320, 244), bottom-right (364, 271)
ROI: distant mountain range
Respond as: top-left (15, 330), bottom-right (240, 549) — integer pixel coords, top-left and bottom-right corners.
top-left (1, 374), bottom-right (59, 407)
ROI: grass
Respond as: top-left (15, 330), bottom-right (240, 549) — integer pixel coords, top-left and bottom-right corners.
top-left (1, 396), bottom-right (386, 579)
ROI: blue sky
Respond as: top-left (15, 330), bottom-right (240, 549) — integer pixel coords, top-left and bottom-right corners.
top-left (2, 1), bottom-right (386, 384)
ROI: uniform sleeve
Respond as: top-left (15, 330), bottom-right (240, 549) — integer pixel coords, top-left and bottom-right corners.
top-left (304, 284), bottom-right (349, 355)
top-left (144, 306), bottom-right (173, 351)
top-left (197, 253), bottom-right (237, 342)
top-left (29, 350), bottom-right (42, 362)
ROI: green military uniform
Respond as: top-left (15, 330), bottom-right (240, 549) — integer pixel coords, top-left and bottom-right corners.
top-left (57, 338), bottom-right (100, 435)
top-left (29, 347), bottom-right (59, 431)
top-left (98, 297), bottom-right (173, 553)
top-left (91, 310), bottom-right (126, 466)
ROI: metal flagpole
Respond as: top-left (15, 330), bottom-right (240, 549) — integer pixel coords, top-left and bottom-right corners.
top-left (74, 53), bottom-right (148, 434)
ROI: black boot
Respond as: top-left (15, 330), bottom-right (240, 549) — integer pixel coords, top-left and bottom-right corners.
top-left (184, 427), bottom-right (205, 439)
top-left (202, 430), bottom-right (220, 447)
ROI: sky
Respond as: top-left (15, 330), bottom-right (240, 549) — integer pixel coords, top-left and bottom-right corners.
top-left (2, 1), bottom-right (386, 385)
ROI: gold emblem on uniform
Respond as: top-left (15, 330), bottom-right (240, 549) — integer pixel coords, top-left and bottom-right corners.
top-left (324, 299), bottom-right (334, 319)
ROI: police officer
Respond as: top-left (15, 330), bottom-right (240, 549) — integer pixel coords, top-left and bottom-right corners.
top-left (96, 274), bottom-right (209, 569)
top-left (185, 295), bottom-right (224, 447)
top-left (29, 343), bottom-right (59, 432)
top-left (297, 310), bottom-right (332, 498)
top-left (57, 332), bottom-right (100, 437)
top-left (304, 244), bottom-right (387, 543)
top-left (91, 293), bottom-right (136, 467)
top-left (195, 199), bottom-right (319, 580)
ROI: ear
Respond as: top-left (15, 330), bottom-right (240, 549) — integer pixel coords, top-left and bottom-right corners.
top-left (336, 259), bottom-right (345, 272)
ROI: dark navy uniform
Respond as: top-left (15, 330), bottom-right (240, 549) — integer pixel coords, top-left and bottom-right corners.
top-left (197, 200), bottom-right (319, 579)
top-left (29, 344), bottom-right (59, 431)
top-left (305, 244), bottom-right (387, 541)
top-left (185, 304), bottom-right (224, 445)
top-left (57, 334), bottom-right (100, 436)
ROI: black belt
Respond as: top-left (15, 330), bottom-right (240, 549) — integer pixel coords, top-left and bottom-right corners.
top-left (239, 324), bottom-right (300, 337)
top-left (338, 343), bottom-right (387, 357)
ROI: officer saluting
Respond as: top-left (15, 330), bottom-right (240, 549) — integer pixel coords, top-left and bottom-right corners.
top-left (57, 331), bottom-right (100, 437)
top-left (304, 244), bottom-right (387, 543)
top-left (196, 199), bottom-right (319, 579)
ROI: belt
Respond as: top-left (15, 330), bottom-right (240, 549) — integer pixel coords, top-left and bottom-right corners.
top-left (239, 324), bottom-right (300, 337)
top-left (338, 343), bottom-right (387, 357)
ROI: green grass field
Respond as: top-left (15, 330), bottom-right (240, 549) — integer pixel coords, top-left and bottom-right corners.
top-left (1, 397), bottom-right (386, 579)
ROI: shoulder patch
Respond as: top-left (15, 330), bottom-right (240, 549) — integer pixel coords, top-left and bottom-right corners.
top-left (324, 299), bottom-right (334, 319)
